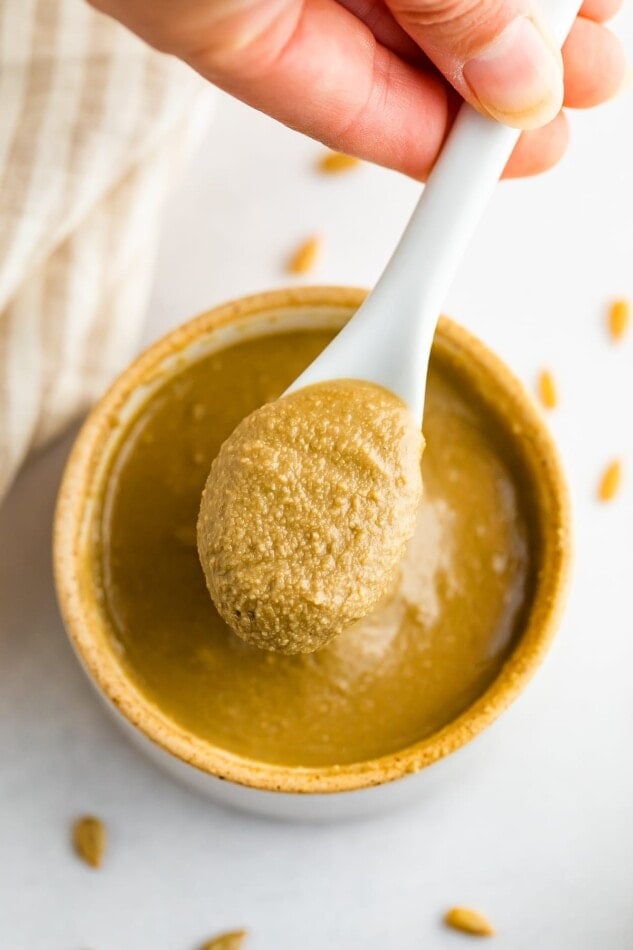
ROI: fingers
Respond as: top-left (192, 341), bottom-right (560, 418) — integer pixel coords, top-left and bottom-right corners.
top-left (579, 0), bottom-right (624, 23)
top-left (85, 0), bottom-right (456, 180)
top-left (184, 1), bottom-right (453, 180)
top-left (335, 0), bottom-right (430, 65)
top-left (88, 0), bottom-right (297, 58)
top-left (88, 0), bottom-right (626, 185)
top-left (562, 17), bottom-right (627, 108)
top-left (503, 111), bottom-right (569, 178)
top-left (385, 0), bottom-right (565, 130)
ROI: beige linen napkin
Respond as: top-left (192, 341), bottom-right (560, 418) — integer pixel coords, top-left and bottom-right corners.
top-left (0, 0), bottom-right (212, 500)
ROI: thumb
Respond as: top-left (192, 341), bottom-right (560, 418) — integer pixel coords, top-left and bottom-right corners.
top-left (386, 0), bottom-right (565, 129)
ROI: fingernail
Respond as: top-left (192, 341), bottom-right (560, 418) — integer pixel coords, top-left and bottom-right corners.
top-left (463, 16), bottom-right (564, 130)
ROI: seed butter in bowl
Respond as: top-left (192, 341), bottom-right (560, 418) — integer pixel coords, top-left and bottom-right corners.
top-left (54, 287), bottom-right (571, 820)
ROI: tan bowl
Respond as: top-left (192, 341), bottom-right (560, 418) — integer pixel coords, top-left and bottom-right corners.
top-left (54, 287), bottom-right (571, 818)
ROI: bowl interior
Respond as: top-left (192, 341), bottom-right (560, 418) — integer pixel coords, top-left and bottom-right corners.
top-left (55, 288), bottom-right (570, 794)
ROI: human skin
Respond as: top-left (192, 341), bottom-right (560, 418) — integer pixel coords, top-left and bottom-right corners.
top-left (88, 0), bottom-right (627, 179)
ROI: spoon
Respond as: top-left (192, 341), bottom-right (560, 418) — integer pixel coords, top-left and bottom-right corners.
top-left (198, 0), bottom-right (582, 655)
top-left (287, 0), bottom-right (582, 422)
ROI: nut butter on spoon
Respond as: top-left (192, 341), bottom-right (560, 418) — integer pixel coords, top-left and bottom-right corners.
top-left (198, 0), bottom-right (581, 655)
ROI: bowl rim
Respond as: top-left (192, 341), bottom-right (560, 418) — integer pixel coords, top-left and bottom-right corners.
top-left (54, 286), bottom-right (572, 795)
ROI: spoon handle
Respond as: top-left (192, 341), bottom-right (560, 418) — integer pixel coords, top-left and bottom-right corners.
top-left (290, 1), bottom-right (582, 419)
top-left (364, 107), bottom-right (522, 417)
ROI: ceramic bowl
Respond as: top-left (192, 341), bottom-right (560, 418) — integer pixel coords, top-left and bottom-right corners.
top-left (54, 287), bottom-right (571, 820)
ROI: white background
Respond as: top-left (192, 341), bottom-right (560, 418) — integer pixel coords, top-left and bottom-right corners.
top-left (1, 7), bottom-right (632, 948)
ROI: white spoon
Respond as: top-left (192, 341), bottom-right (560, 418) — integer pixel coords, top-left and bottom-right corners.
top-left (198, 0), bottom-right (583, 656)
top-left (288, 0), bottom-right (582, 422)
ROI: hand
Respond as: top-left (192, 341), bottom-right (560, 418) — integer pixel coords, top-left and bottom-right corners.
top-left (88, 0), bottom-right (627, 178)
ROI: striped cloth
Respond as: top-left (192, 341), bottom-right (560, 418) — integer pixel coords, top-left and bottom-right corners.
top-left (0, 0), bottom-right (212, 500)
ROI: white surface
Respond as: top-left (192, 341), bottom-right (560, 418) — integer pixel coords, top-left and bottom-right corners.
top-left (1, 11), bottom-right (633, 947)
